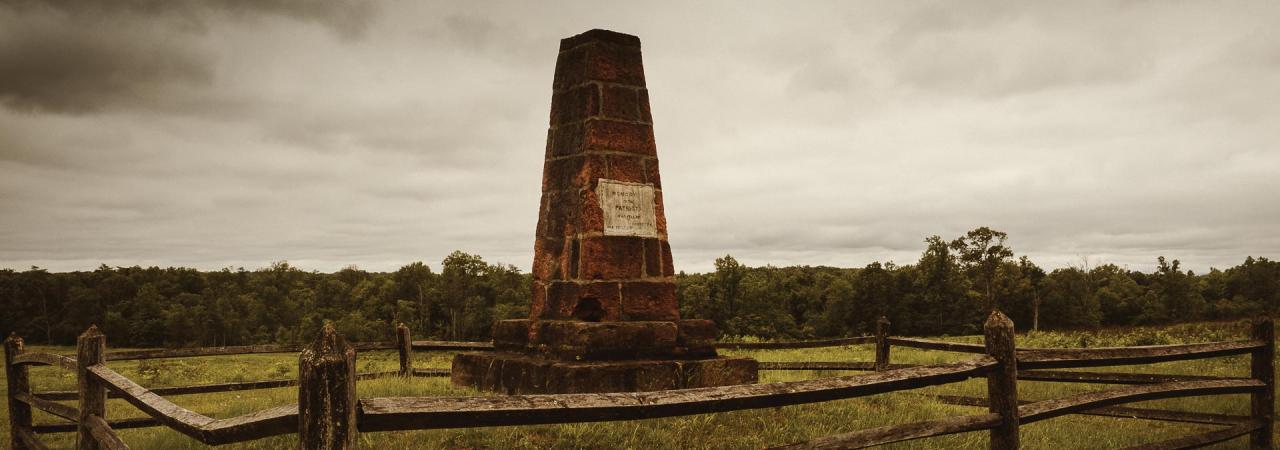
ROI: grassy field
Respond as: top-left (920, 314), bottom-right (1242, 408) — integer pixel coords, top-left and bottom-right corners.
top-left (1, 320), bottom-right (1272, 449)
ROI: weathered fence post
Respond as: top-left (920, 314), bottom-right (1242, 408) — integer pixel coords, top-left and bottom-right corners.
top-left (299, 323), bottom-right (357, 450)
top-left (5, 333), bottom-right (33, 450)
top-left (874, 316), bottom-right (891, 371)
top-left (76, 325), bottom-right (107, 450)
top-left (396, 323), bottom-right (412, 377)
top-left (1250, 316), bottom-right (1274, 450)
top-left (984, 311), bottom-right (1018, 450)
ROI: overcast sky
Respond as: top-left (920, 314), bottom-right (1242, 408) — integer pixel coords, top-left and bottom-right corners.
top-left (2, 1), bottom-right (1277, 274)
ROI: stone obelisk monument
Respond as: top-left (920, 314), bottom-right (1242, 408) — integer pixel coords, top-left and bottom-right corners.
top-left (452, 29), bottom-right (756, 394)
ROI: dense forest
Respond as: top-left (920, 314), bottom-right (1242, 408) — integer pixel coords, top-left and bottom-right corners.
top-left (1, 228), bottom-right (1277, 348)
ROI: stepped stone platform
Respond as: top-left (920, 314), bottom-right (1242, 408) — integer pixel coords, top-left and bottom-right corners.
top-left (452, 319), bottom-right (756, 394)
top-left (453, 353), bottom-right (757, 395)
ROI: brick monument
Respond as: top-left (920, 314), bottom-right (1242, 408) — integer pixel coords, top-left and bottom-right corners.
top-left (451, 29), bottom-right (757, 394)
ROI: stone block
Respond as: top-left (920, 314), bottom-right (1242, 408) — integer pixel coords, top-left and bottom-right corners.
top-left (497, 357), bottom-right (536, 394)
top-left (532, 238), bottom-right (564, 280)
top-left (543, 359), bottom-right (681, 393)
top-left (451, 352), bottom-right (755, 395)
top-left (661, 240), bottom-right (675, 277)
top-left (542, 156), bottom-right (582, 193)
top-left (535, 192), bottom-right (584, 239)
top-left (642, 157), bottom-right (660, 188)
top-left (621, 281), bottom-right (678, 321)
top-left (682, 357), bottom-right (758, 388)
top-left (584, 119), bottom-right (656, 156)
top-left (532, 320), bottom-right (676, 360)
top-left (653, 190), bottom-right (667, 235)
top-left (567, 238), bottom-right (580, 278)
top-left (516, 360), bottom-right (555, 393)
top-left (577, 281), bottom-right (622, 321)
top-left (677, 319), bottom-right (718, 358)
top-left (530, 281), bottom-right (548, 319)
top-left (543, 281), bottom-right (580, 320)
top-left (606, 154), bottom-right (645, 184)
top-left (549, 122), bottom-right (584, 157)
top-left (579, 236), bottom-right (645, 280)
top-left (533, 195), bottom-right (550, 236)
top-left (543, 155), bottom-right (607, 194)
top-left (579, 188), bottom-right (604, 234)
top-left (552, 43), bottom-right (588, 89)
top-left (559, 29), bottom-right (641, 52)
top-left (643, 238), bottom-right (662, 277)
top-left (550, 84), bottom-right (600, 126)
top-left (638, 89), bottom-right (653, 124)
top-left (553, 42), bottom-right (645, 90)
top-left (677, 319), bottom-right (717, 344)
top-left (601, 85), bottom-right (640, 122)
top-left (543, 128), bottom-right (554, 159)
top-left (586, 43), bottom-right (646, 87)
top-left (542, 281), bottom-right (626, 321)
top-left (450, 352), bottom-right (490, 389)
top-left (492, 319), bottom-right (532, 351)
top-left (632, 361), bottom-right (684, 391)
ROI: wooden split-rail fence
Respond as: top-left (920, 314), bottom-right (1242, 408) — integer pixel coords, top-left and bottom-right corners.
top-left (3, 313), bottom-right (1274, 449)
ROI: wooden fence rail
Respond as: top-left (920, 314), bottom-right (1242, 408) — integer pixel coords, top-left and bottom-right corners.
top-left (359, 357), bottom-right (995, 432)
top-left (4, 315), bottom-right (1275, 449)
top-left (770, 412), bottom-right (1003, 450)
top-left (33, 370), bottom-right (421, 401)
top-left (924, 393), bottom-right (1252, 426)
top-left (716, 336), bottom-right (876, 350)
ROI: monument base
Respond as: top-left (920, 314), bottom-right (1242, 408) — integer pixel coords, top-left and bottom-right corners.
top-left (452, 351), bottom-right (758, 395)
top-left (458, 319), bottom-right (755, 394)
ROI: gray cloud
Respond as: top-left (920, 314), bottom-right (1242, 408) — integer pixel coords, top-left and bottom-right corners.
top-left (5, 0), bottom-right (376, 37)
top-left (1, 1), bottom-right (1277, 274)
top-left (0, 11), bottom-right (211, 114)
top-left (879, 3), bottom-right (1162, 97)
top-left (0, 0), bottom-right (375, 114)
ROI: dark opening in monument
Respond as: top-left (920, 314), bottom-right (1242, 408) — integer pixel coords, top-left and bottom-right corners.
top-left (572, 297), bottom-right (605, 322)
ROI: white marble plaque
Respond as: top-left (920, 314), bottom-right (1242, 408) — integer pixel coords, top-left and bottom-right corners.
top-left (596, 179), bottom-right (658, 237)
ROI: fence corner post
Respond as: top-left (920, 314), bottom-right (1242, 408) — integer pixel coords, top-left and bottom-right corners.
top-left (396, 323), bottom-right (412, 377)
top-left (984, 310), bottom-right (1018, 450)
top-left (874, 316), bottom-right (891, 371)
top-left (5, 332), bottom-right (33, 450)
top-left (299, 323), bottom-right (357, 450)
top-left (76, 325), bottom-right (107, 450)
top-left (1250, 316), bottom-right (1274, 450)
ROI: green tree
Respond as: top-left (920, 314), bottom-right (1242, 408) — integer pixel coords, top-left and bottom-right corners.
top-left (1041, 267), bottom-right (1102, 329)
top-left (126, 283), bottom-right (167, 346)
top-left (676, 272), bottom-right (715, 323)
top-left (816, 276), bottom-right (856, 336)
top-left (391, 262), bottom-right (437, 335)
top-left (950, 227), bottom-right (1013, 312)
top-left (909, 236), bottom-right (978, 335)
top-left (1017, 256), bottom-right (1046, 330)
top-left (1225, 256), bottom-right (1280, 313)
top-left (713, 255), bottom-right (746, 323)
top-left (439, 251), bottom-right (490, 339)
top-left (732, 267), bottom-right (799, 338)
top-left (1150, 257), bottom-right (1205, 322)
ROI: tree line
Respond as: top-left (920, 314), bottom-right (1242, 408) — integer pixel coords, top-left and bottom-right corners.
top-left (1, 228), bottom-right (1277, 347)
top-left (0, 251), bottom-right (529, 347)
top-left (680, 227), bottom-right (1279, 338)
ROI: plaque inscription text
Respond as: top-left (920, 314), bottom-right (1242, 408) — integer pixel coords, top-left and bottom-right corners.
top-left (595, 179), bottom-right (657, 237)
